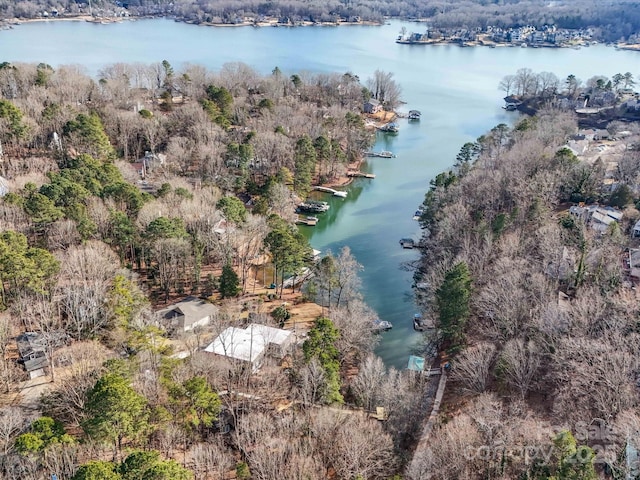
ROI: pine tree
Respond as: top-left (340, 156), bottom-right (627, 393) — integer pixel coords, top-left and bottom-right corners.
top-left (435, 261), bottom-right (472, 354)
top-left (219, 264), bottom-right (240, 298)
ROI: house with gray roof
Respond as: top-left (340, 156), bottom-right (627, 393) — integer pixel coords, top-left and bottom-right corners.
top-left (363, 98), bottom-right (382, 114)
top-left (157, 296), bottom-right (218, 335)
top-left (16, 332), bottom-right (49, 379)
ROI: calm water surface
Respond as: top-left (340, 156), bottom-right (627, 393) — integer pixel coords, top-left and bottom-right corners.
top-left (2, 19), bottom-right (639, 367)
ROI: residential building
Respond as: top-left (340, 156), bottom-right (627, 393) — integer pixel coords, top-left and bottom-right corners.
top-left (204, 324), bottom-right (293, 372)
top-left (363, 98), bottom-right (382, 114)
top-left (16, 332), bottom-right (49, 379)
top-left (157, 296), bottom-right (218, 334)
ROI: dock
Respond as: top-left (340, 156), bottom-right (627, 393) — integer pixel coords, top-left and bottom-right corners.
top-left (378, 122), bottom-right (399, 133)
top-left (313, 186), bottom-right (348, 197)
top-left (365, 151), bottom-right (396, 158)
top-left (400, 238), bottom-right (415, 249)
top-left (347, 171), bottom-right (376, 179)
top-left (296, 216), bottom-right (318, 226)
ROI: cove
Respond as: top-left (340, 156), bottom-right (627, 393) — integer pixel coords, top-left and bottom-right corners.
top-left (2, 18), bottom-right (639, 367)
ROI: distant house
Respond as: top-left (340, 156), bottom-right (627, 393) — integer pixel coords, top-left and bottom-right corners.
top-left (578, 128), bottom-right (597, 141)
top-left (16, 332), bottom-right (49, 379)
top-left (204, 324), bottom-right (293, 372)
top-left (628, 249), bottom-right (640, 280)
top-left (589, 206), bottom-right (623, 233)
top-left (363, 98), bottom-right (382, 114)
top-left (569, 205), bottom-right (623, 233)
top-left (633, 219), bottom-right (640, 238)
top-left (593, 129), bottom-right (611, 141)
top-left (139, 151), bottom-right (165, 177)
top-left (569, 205), bottom-right (589, 221)
top-left (624, 99), bottom-right (640, 111)
top-left (158, 296), bottom-right (218, 334)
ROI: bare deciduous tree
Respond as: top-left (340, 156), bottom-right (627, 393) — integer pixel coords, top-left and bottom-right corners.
top-left (499, 339), bottom-right (541, 399)
top-left (366, 69), bottom-right (402, 109)
top-left (58, 241), bottom-right (119, 339)
top-left (451, 342), bottom-right (496, 395)
top-left (0, 407), bottom-right (27, 456)
top-left (351, 354), bottom-right (386, 411)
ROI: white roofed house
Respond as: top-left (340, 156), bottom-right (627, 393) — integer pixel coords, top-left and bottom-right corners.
top-left (204, 324), bottom-right (293, 372)
top-left (588, 206), bottom-right (623, 233)
top-left (569, 205), bottom-right (624, 234)
top-left (157, 296), bottom-right (218, 335)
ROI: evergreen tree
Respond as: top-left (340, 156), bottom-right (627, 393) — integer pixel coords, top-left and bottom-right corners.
top-left (219, 264), bottom-right (240, 298)
top-left (63, 113), bottom-right (116, 160)
top-left (435, 261), bottom-right (472, 354)
top-left (216, 196), bottom-right (247, 224)
top-left (14, 416), bottom-right (74, 455)
top-left (303, 317), bottom-right (343, 403)
top-left (83, 373), bottom-right (149, 455)
top-left (168, 376), bottom-right (221, 436)
top-left (72, 461), bottom-right (121, 480)
top-left (293, 135), bottom-right (317, 197)
top-left (264, 215), bottom-right (312, 295)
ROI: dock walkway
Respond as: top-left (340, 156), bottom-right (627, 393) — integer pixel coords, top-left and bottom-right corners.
top-left (347, 171), bottom-right (376, 178)
top-left (296, 217), bottom-right (318, 226)
top-left (365, 151), bottom-right (396, 158)
top-left (406, 369), bottom-right (448, 479)
top-left (313, 186), bottom-right (348, 197)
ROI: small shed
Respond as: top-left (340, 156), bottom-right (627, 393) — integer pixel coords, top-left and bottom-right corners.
top-left (157, 296), bottom-right (218, 334)
top-left (629, 249), bottom-right (640, 279)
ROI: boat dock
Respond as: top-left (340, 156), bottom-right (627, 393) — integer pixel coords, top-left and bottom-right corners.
top-left (365, 151), bottom-right (396, 158)
top-left (347, 171), bottom-right (376, 178)
top-left (399, 238), bottom-right (415, 249)
top-left (378, 122), bottom-right (399, 133)
top-left (296, 216), bottom-right (318, 226)
top-left (313, 186), bottom-right (348, 197)
top-left (413, 313), bottom-right (435, 331)
top-left (296, 201), bottom-right (330, 213)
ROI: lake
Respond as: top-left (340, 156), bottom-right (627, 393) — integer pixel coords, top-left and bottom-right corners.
top-left (2, 18), bottom-right (639, 368)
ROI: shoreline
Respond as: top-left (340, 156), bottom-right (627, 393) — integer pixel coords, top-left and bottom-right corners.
top-left (3, 15), bottom-right (639, 51)
top-left (2, 14), bottom-right (382, 28)
top-left (321, 110), bottom-right (397, 189)
top-left (396, 36), bottom-right (640, 51)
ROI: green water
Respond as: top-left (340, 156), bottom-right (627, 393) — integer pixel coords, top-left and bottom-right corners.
top-left (2, 19), bottom-right (639, 367)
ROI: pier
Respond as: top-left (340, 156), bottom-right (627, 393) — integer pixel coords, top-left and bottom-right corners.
top-left (406, 369), bottom-right (448, 478)
top-left (313, 186), bottom-right (348, 197)
top-left (296, 216), bottom-right (318, 226)
top-left (365, 151), bottom-right (396, 158)
top-left (347, 171), bottom-right (376, 178)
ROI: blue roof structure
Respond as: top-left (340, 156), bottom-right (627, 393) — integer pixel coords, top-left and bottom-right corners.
top-left (407, 355), bottom-right (425, 371)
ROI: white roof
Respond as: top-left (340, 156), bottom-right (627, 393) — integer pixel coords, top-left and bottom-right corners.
top-left (204, 324), bottom-right (291, 363)
top-left (589, 206), bottom-right (623, 222)
top-left (591, 210), bottom-right (615, 225)
top-left (0, 176), bottom-right (8, 197)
